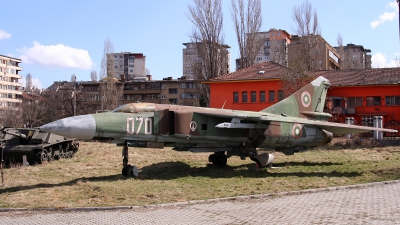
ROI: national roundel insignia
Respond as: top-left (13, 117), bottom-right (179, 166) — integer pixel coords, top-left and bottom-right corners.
top-left (292, 123), bottom-right (303, 139)
top-left (301, 91), bottom-right (311, 107)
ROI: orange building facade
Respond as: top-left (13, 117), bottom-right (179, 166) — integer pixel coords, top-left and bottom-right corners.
top-left (209, 79), bottom-right (282, 111)
top-left (207, 62), bottom-right (400, 133)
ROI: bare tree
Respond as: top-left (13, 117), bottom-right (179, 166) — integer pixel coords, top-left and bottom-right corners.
top-left (231, 0), bottom-right (263, 69)
top-left (280, 0), bottom-right (321, 97)
top-left (1, 107), bottom-right (22, 128)
top-left (99, 77), bottom-right (122, 110)
top-left (70, 74), bottom-right (76, 82)
top-left (97, 38), bottom-right (121, 110)
top-left (21, 94), bottom-right (44, 127)
top-left (187, 0), bottom-right (229, 106)
top-left (280, 61), bottom-right (315, 98)
top-left (291, 0), bottom-right (322, 71)
top-left (91, 70), bottom-right (97, 81)
top-left (26, 73), bottom-right (32, 92)
top-left (100, 38), bottom-right (114, 80)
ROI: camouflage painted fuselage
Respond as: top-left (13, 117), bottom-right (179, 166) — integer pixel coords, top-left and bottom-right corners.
top-left (90, 102), bottom-right (331, 154)
top-left (40, 76), bottom-right (396, 157)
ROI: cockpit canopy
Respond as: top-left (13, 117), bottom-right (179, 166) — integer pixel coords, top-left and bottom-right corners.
top-left (112, 103), bottom-right (157, 113)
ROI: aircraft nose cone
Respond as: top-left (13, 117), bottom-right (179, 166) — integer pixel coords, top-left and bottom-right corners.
top-left (40, 114), bottom-right (96, 140)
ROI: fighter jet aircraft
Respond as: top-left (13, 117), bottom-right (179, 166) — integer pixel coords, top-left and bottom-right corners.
top-left (40, 76), bottom-right (397, 177)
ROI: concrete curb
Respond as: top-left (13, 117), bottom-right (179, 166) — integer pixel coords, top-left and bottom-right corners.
top-left (1, 179), bottom-right (399, 213)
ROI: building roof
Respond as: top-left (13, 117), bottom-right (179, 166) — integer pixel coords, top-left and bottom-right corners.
top-left (0, 54), bottom-right (22, 62)
top-left (311, 68), bottom-right (400, 86)
top-left (210, 61), bottom-right (289, 82)
top-left (208, 60), bottom-right (400, 86)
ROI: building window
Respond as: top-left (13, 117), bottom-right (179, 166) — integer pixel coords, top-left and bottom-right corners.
top-left (169, 99), bottom-right (178, 104)
top-left (386, 96), bottom-right (400, 105)
top-left (269, 91), bottom-right (275, 102)
top-left (187, 82), bottom-right (195, 89)
top-left (260, 91), bottom-right (265, 102)
top-left (180, 92), bottom-right (197, 99)
top-left (129, 59), bottom-right (134, 63)
top-left (180, 83), bottom-right (186, 89)
top-left (361, 116), bottom-right (376, 127)
top-left (242, 91), bottom-right (248, 103)
top-left (348, 97), bottom-right (363, 106)
top-left (366, 96), bottom-right (381, 106)
top-left (161, 94), bottom-right (166, 99)
top-left (169, 88), bottom-right (178, 94)
top-left (233, 92), bottom-right (239, 103)
top-left (278, 90), bottom-right (284, 101)
top-left (251, 91), bottom-right (256, 102)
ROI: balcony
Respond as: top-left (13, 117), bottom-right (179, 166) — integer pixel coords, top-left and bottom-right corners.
top-left (123, 89), bottom-right (161, 94)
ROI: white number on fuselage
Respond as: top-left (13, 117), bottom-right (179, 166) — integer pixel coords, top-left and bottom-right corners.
top-left (126, 117), bottom-right (152, 135)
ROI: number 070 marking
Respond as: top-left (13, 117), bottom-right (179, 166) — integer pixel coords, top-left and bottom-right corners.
top-left (126, 117), bottom-right (152, 135)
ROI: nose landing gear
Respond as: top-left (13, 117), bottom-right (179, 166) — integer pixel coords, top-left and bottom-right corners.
top-left (121, 141), bottom-right (138, 178)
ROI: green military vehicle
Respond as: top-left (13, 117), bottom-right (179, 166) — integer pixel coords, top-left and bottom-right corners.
top-left (0, 127), bottom-right (79, 165)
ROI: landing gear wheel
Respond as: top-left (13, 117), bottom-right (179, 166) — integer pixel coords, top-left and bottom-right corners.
top-left (127, 165), bottom-right (138, 178)
top-left (208, 153), bottom-right (227, 167)
top-left (121, 142), bottom-right (139, 178)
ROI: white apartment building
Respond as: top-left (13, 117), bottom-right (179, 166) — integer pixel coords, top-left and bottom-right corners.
top-left (0, 54), bottom-right (23, 112)
top-left (108, 52), bottom-right (146, 80)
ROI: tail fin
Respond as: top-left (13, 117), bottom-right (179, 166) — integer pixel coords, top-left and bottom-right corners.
top-left (261, 76), bottom-right (331, 121)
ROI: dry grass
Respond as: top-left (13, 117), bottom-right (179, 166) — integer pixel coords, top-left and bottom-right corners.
top-left (1, 139), bottom-right (400, 208)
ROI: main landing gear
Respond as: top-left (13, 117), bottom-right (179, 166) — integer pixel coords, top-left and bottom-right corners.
top-left (208, 152), bottom-right (228, 167)
top-left (121, 141), bottom-right (138, 178)
top-left (208, 147), bottom-right (275, 169)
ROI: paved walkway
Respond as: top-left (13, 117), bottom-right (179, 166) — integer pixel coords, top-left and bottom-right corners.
top-left (1, 180), bottom-right (400, 224)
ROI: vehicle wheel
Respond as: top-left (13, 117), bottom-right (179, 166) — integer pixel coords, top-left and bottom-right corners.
top-left (38, 149), bottom-right (48, 163)
top-left (66, 151), bottom-right (73, 158)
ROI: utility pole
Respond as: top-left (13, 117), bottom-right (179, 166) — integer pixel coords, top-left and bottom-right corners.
top-left (398, 0), bottom-right (400, 46)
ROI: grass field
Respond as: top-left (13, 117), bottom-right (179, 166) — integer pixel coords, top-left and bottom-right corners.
top-left (0, 139), bottom-right (399, 208)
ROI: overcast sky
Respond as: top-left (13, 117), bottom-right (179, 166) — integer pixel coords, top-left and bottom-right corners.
top-left (0, 0), bottom-right (398, 89)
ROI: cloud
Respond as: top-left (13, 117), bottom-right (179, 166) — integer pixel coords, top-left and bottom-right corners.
top-left (388, 1), bottom-right (399, 11)
top-left (371, 12), bottom-right (396, 29)
top-left (18, 41), bottom-right (93, 69)
top-left (31, 78), bottom-right (43, 89)
top-left (0, 29), bottom-right (11, 40)
top-left (371, 52), bottom-right (399, 68)
top-left (371, 2), bottom-right (398, 29)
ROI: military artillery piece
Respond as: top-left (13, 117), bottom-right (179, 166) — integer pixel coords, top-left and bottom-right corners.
top-left (0, 127), bottom-right (79, 165)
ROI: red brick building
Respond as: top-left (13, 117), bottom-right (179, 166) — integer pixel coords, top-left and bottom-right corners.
top-left (206, 61), bottom-right (400, 130)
